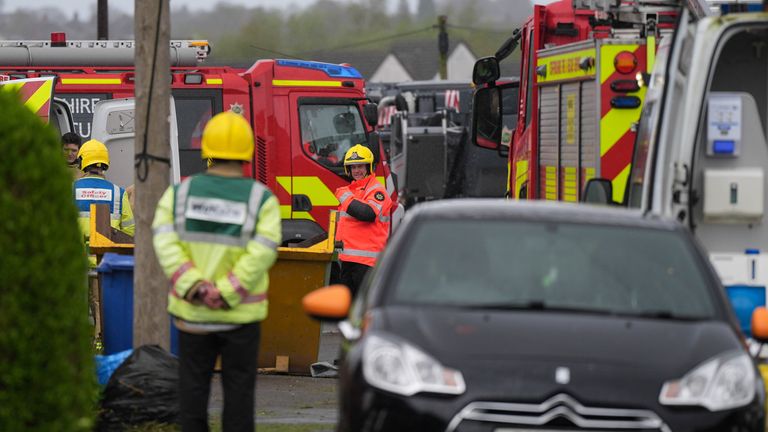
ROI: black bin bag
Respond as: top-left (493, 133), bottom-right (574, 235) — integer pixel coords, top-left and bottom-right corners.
top-left (98, 345), bottom-right (179, 430)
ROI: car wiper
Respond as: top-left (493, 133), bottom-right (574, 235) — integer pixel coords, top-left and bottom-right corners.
top-left (459, 304), bottom-right (709, 321)
top-left (618, 310), bottom-right (707, 321)
top-left (462, 301), bottom-right (589, 314)
top-left (461, 301), bottom-right (543, 311)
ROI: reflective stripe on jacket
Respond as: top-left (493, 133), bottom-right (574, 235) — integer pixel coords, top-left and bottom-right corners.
top-left (152, 174), bottom-right (282, 325)
top-left (336, 175), bottom-right (392, 266)
top-left (74, 174), bottom-right (135, 238)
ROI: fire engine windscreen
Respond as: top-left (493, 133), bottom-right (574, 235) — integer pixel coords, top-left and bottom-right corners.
top-left (392, 220), bottom-right (717, 320)
top-left (177, 98), bottom-right (215, 177)
top-left (300, 103), bottom-right (367, 175)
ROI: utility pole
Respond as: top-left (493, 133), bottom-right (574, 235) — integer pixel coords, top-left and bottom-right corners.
top-left (438, 15), bottom-right (448, 80)
top-left (134, 0), bottom-right (171, 350)
top-left (97, 0), bottom-right (108, 40)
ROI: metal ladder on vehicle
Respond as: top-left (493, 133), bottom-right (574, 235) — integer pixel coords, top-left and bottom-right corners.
top-left (573, 0), bottom-right (680, 12)
top-left (573, 0), bottom-right (681, 34)
top-left (0, 34), bottom-right (210, 67)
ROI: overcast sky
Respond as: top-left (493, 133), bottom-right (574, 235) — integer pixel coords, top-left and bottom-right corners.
top-left (2, 0), bottom-right (420, 17)
top-left (4, 0), bottom-right (549, 16)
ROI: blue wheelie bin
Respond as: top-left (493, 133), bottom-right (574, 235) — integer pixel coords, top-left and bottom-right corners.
top-left (97, 253), bottom-right (178, 355)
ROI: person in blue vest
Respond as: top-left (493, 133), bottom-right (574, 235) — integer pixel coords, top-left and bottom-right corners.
top-left (73, 139), bottom-right (135, 246)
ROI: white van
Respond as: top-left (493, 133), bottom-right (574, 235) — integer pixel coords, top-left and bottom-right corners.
top-left (586, 1), bottom-right (768, 333)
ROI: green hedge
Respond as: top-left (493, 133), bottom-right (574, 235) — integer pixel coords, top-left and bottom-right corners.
top-left (0, 89), bottom-right (96, 430)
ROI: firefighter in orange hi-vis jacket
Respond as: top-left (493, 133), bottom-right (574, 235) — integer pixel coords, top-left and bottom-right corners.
top-left (334, 144), bottom-right (392, 297)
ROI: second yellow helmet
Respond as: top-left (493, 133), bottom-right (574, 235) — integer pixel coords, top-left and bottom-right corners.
top-left (343, 144), bottom-right (374, 176)
top-left (78, 139), bottom-right (110, 172)
top-left (201, 111), bottom-right (254, 162)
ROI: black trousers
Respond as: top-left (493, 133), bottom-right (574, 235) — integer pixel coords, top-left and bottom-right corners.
top-left (178, 322), bottom-right (261, 432)
top-left (340, 261), bottom-right (371, 298)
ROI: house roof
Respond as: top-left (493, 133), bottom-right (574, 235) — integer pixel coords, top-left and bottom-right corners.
top-left (303, 38), bottom-right (478, 82)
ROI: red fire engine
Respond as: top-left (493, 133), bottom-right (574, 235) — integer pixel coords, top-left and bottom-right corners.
top-left (0, 34), bottom-right (398, 243)
top-left (471, 0), bottom-right (677, 203)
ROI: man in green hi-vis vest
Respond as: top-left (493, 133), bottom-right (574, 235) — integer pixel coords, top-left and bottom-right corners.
top-left (152, 111), bottom-right (282, 432)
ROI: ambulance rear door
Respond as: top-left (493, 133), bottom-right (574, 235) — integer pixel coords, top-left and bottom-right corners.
top-left (0, 75), bottom-right (75, 135)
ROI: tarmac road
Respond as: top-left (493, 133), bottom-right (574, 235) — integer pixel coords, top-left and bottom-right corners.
top-left (208, 373), bottom-right (338, 426)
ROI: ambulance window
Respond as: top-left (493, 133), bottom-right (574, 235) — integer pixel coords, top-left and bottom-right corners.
top-left (299, 102), bottom-right (367, 176)
top-left (525, 30), bottom-right (534, 128)
top-left (628, 98), bottom-right (658, 208)
top-left (627, 38), bottom-right (670, 209)
top-left (707, 28), bottom-right (768, 134)
top-left (173, 90), bottom-right (222, 177)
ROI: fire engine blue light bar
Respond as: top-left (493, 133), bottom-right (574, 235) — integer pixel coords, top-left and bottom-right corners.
top-left (277, 60), bottom-right (362, 79)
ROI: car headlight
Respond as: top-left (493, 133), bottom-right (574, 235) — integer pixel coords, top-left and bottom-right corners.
top-left (362, 334), bottom-right (466, 396)
top-left (659, 350), bottom-right (755, 411)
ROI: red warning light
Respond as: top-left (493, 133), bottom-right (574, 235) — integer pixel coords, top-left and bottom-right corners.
top-left (614, 51), bottom-right (637, 75)
top-left (50, 32), bottom-right (67, 47)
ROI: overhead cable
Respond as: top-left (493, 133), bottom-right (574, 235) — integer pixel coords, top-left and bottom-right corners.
top-left (447, 24), bottom-right (510, 34)
top-left (298, 26), bottom-right (434, 55)
top-left (248, 44), bottom-right (305, 60)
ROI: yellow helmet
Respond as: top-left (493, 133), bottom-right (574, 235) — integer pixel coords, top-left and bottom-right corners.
top-left (343, 144), bottom-right (374, 176)
top-left (201, 111), bottom-right (254, 162)
top-left (78, 139), bottom-right (110, 172)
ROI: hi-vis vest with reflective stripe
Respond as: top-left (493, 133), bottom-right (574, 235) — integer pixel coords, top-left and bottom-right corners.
top-left (336, 175), bottom-right (392, 267)
top-left (74, 175), bottom-right (134, 237)
top-left (153, 174), bottom-right (281, 325)
top-left (174, 174), bottom-right (266, 247)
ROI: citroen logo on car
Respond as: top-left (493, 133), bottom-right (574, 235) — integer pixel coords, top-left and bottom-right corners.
top-left (555, 367), bottom-right (570, 385)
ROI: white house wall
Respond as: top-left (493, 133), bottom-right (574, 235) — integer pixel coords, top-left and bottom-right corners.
top-left (431, 43), bottom-right (476, 80)
top-left (369, 54), bottom-right (412, 82)
top-left (448, 43), bottom-right (476, 81)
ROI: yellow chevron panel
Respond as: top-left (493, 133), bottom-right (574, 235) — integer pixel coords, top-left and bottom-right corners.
top-left (611, 164), bottom-right (631, 203)
top-left (600, 86), bottom-right (646, 157)
top-left (25, 79), bottom-right (52, 114)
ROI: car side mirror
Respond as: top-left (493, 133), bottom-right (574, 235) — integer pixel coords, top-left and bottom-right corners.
top-left (583, 178), bottom-right (617, 205)
top-left (363, 103), bottom-right (378, 128)
top-left (752, 307), bottom-right (768, 343)
top-left (472, 86), bottom-right (502, 150)
top-left (302, 284), bottom-right (351, 322)
top-left (472, 56), bottom-right (500, 86)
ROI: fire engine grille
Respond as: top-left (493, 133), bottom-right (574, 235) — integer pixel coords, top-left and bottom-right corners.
top-left (256, 135), bottom-right (267, 184)
top-left (445, 393), bottom-right (670, 432)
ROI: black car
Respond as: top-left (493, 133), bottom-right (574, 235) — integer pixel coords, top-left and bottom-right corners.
top-left (304, 200), bottom-right (767, 432)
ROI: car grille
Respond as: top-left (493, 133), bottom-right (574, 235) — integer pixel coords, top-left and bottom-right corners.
top-left (445, 393), bottom-right (670, 432)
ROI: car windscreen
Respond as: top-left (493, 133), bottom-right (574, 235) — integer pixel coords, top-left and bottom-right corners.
top-left (391, 219), bottom-right (717, 319)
